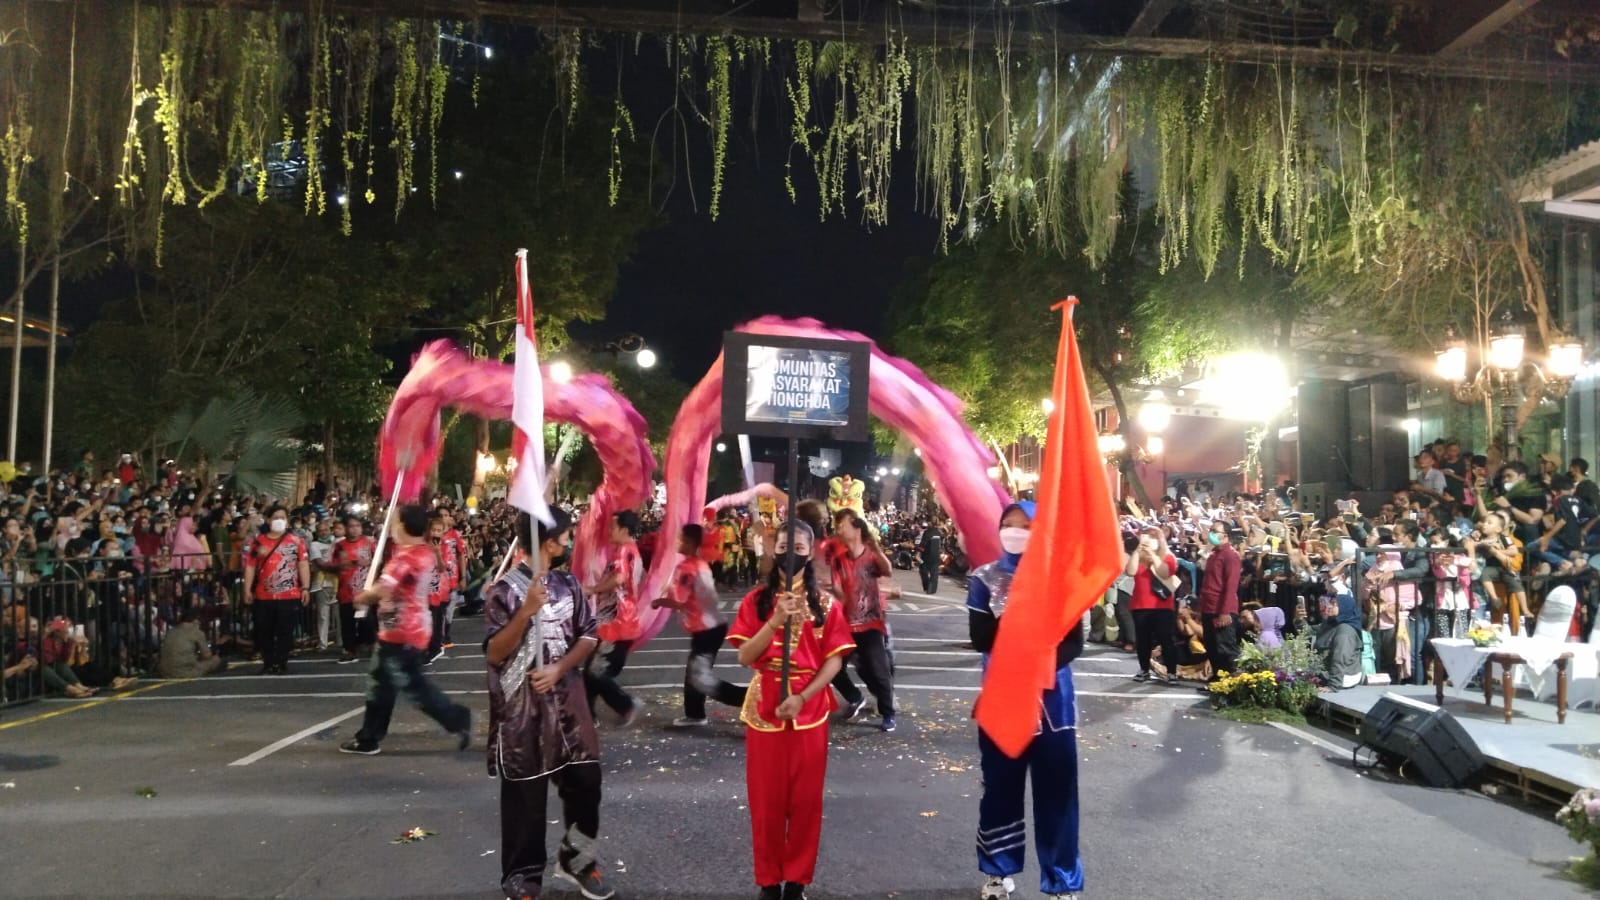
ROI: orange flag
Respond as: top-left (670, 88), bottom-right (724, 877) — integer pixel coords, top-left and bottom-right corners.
top-left (975, 298), bottom-right (1124, 758)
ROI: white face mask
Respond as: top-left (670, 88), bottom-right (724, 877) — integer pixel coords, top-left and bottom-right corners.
top-left (999, 526), bottom-right (1031, 555)
top-left (268, 518), bottom-right (288, 534)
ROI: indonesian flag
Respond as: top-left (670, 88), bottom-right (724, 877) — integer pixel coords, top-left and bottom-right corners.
top-left (509, 249), bottom-right (554, 527)
top-left (975, 297), bottom-right (1123, 758)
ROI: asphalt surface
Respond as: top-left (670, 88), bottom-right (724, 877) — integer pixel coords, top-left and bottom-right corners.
top-left (0, 577), bottom-right (1588, 900)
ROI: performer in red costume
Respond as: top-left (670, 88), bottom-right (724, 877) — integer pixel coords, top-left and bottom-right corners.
top-left (728, 520), bottom-right (854, 900)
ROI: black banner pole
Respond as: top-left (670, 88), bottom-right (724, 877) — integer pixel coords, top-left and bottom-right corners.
top-left (780, 435), bottom-right (799, 700)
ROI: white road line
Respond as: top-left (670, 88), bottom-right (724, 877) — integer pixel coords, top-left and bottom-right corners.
top-left (118, 684), bottom-right (1201, 701)
top-left (227, 707), bottom-right (364, 767)
top-left (1268, 721), bottom-right (1351, 755)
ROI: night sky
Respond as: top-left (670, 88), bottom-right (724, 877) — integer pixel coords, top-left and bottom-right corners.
top-left (573, 49), bottom-right (943, 384)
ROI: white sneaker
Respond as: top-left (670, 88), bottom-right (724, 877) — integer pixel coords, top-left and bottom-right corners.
top-left (980, 876), bottom-right (1010, 900)
top-left (671, 716), bottom-right (709, 728)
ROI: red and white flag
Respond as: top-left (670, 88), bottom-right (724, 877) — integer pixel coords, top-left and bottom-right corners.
top-left (509, 249), bottom-right (554, 526)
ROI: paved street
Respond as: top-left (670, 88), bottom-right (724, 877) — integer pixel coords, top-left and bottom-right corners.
top-left (0, 579), bottom-right (1586, 900)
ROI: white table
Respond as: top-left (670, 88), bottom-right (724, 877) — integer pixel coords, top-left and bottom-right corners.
top-left (1429, 636), bottom-right (1572, 724)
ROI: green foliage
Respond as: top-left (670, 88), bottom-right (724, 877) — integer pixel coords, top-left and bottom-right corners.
top-left (160, 389), bottom-right (303, 497)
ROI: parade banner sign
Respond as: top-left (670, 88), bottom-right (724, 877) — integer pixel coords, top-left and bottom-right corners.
top-left (721, 333), bottom-right (870, 442)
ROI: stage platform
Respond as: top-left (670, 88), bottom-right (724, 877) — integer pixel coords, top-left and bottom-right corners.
top-left (1318, 684), bottom-right (1600, 805)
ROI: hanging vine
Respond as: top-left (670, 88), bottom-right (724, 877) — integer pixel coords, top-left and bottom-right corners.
top-left (705, 35), bottom-right (732, 219)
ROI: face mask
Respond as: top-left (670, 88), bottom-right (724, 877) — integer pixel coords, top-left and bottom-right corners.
top-left (1207, 532), bottom-right (1224, 546)
top-left (269, 519), bottom-right (287, 534)
top-left (999, 527), bottom-right (1031, 555)
top-left (1503, 476), bottom-right (1520, 489)
top-left (106, 549), bottom-right (123, 559)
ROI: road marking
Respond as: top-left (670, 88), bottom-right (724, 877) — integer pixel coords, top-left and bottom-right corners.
top-left (228, 707), bottom-right (364, 766)
top-left (0, 679), bottom-right (187, 730)
top-left (1268, 721), bottom-right (1350, 755)
top-left (129, 684), bottom-right (1200, 702)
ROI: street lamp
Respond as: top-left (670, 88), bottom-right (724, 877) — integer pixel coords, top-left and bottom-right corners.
top-left (476, 452), bottom-right (497, 475)
top-left (549, 360), bottom-right (574, 385)
top-left (715, 441), bottom-right (727, 453)
top-left (635, 347), bottom-right (658, 369)
top-left (1041, 397), bottom-right (1056, 415)
top-left (1433, 314), bottom-right (1584, 462)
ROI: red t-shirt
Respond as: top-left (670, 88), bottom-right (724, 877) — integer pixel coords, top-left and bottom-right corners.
top-left (668, 556), bottom-right (723, 633)
top-left (378, 543), bottom-right (435, 649)
top-left (440, 529), bottom-right (463, 591)
top-left (332, 536), bottom-right (375, 604)
top-left (244, 533), bottom-right (309, 600)
top-left (825, 540), bottom-right (890, 633)
top-left (598, 541), bottom-right (644, 642)
top-left (1129, 553), bottom-right (1178, 611)
top-left (426, 544), bottom-right (450, 609)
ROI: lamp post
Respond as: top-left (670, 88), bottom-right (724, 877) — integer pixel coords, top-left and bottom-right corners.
top-left (1434, 314), bottom-right (1584, 463)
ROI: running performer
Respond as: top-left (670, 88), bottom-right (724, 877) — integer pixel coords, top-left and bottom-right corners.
top-left (824, 509), bottom-right (897, 731)
top-left (584, 511), bottom-right (642, 723)
top-left (652, 523), bottom-right (746, 727)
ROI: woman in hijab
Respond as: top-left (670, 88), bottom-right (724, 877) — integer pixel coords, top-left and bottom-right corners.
top-left (968, 501), bottom-right (1084, 900)
top-left (1314, 561), bottom-right (1366, 689)
top-left (168, 516), bottom-right (210, 572)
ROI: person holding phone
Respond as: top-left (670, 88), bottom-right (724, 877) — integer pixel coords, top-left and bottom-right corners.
top-left (1125, 527), bottom-right (1180, 685)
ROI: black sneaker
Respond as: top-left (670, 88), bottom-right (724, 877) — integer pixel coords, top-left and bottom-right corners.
top-left (1132, 671), bottom-right (1151, 683)
top-left (841, 698), bottom-right (868, 721)
top-left (758, 887), bottom-right (782, 900)
top-left (337, 652), bottom-right (358, 665)
top-left (338, 738), bottom-right (380, 756)
top-left (555, 860), bottom-right (615, 900)
top-left (1165, 674), bottom-right (1180, 686)
top-left (781, 883), bottom-right (808, 900)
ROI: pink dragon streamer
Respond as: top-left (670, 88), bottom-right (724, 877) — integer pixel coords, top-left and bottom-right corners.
top-left (378, 340), bottom-right (656, 583)
top-left (637, 315), bottom-right (1012, 644)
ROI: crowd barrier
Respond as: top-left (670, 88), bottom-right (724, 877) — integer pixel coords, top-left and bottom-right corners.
top-left (0, 553), bottom-right (336, 709)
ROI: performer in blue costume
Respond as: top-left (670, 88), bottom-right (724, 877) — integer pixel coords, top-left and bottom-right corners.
top-left (965, 501), bottom-right (1084, 900)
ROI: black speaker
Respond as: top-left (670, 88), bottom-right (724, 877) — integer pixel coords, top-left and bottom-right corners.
top-left (1347, 381), bottom-right (1410, 491)
top-left (1297, 380), bottom-right (1350, 486)
top-left (1360, 693), bottom-right (1485, 788)
top-left (1296, 481), bottom-right (1346, 523)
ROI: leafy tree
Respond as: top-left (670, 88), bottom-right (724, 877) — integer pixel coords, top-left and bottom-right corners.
top-left (888, 177), bottom-right (1290, 505)
top-left (159, 389), bottom-right (303, 497)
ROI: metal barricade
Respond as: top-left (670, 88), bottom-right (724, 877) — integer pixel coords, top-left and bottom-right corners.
top-left (1, 553), bottom-right (242, 709)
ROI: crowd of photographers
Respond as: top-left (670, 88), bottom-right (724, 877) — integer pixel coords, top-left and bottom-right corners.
top-left (1112, 438), bottom-right (1598, 691)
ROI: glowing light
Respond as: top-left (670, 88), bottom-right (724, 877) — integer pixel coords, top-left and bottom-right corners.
top-left (1147, 436), bottom-right (1164, 456)
top-left (1548, 341), bottom-right (1584, 379)
top-left (476, 452), bottom-right (497, 475)
top-left (336, 193), bottom-right (349, 207)
top-left (1097, 434), bottom-right (1126, 455)
top-left (549, 360), bottom-right (574, 384)
top-left (986, 466), bottom-right (1002, 480)
top-left (483, 46), bottom-right (494, 59)
top-left (1435, 345), bottom-right (1468, 382)
top-left (1041, 397), bottom-right (1056, 414)
top-left (1198, 353), bottom-right (1289, 421)
top-left (635, 348), bottom-right (657, 369)
top-left (1137, 399), bottom-right (1173, 434)
top-left (452, 169), bottom-right (464, 181)
top-left (891, 467), bottom-right (902, 476)
top-left (1489, 331), bottom-right (1525, 371)
top-left (913, 447), bottom-right (922, 457)
top-left (876, 467), bottom-right (888, 477)
top-left (1401, 418), bottom-right (1421, 434)
top-left (715, 442), bottom-right (727, 453)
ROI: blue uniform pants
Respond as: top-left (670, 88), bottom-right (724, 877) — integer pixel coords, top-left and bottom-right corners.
top-left (976, 717), bottom-right (1083, 894)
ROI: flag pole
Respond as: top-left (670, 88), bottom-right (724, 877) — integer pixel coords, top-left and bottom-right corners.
top-left (493, 536), bottom-right (519, 582)
top-left (355, 477), bottom-right (405, 618)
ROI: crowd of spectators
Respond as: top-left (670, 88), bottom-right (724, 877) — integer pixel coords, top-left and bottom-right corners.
top-left (0, 451), bottom-right (528, 703)
top-left (1109, 437), bottom-right (1598, 691)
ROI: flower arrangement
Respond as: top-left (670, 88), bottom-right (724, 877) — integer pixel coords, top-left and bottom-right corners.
top-left (1557, 788), bottom-right (1600, 887)
top-left (1467, 626), bottom-right (1500, 648)
top-left (1212, 631), bottom-right (1327, 719)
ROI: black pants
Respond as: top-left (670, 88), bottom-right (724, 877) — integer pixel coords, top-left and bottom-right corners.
top-left (500, 761), bottom-right (603, 898)
top-left (830, 629), bottom-right (895, 717)
top-left (253, 599), bottom-right (299, 669)
top-left (427, 604), bottom-right (447, 658)
top-left (1132, 607), bottom-right (1179, 676)
top-left (338, 603), bottom-right (376, 654)
top-left (683, 625), bottom-right (747, 719)
top-left (1202, 613), bottom-right (1239, 679)
top-left (919, 563), bottom-right (939, 593)
top-left (584, 640), bottom-right (635, 717)
top-left (354, 642), bottom-right (470, 744)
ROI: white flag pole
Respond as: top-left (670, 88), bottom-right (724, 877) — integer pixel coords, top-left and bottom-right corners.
top-left (355, 477), bottom-right (405, 618)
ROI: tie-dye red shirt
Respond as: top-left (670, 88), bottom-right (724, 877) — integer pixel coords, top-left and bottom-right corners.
top-left (245, 533), bottom-right (308, 600)
top-left (378, 543), bottom-right (436, 649)
top-left (332, 535), bottom-right (375, 603)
